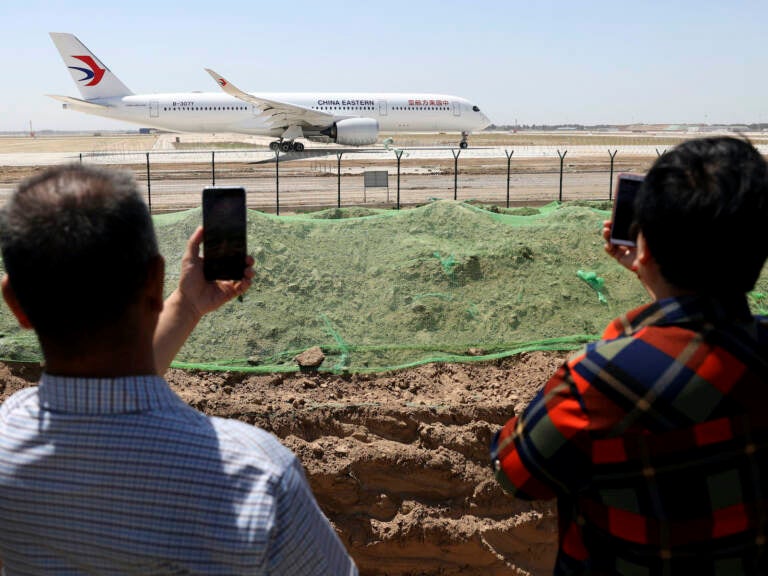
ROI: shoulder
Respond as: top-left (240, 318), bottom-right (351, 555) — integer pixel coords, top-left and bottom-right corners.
top-left (564, 324), bottom-right (674, 398)
top-left (0, 386), bottom-right (39, 421)
top-left (208, 415), bottom-right (300, 474)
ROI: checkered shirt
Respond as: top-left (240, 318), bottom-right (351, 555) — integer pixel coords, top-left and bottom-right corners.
top-left (0, 374), bottom-right (357, 575)
top-left (491, 295), bottom-right (768, 575)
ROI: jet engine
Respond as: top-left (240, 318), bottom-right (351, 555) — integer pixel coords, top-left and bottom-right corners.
top-left (320, 118), bottom-right (379, 146)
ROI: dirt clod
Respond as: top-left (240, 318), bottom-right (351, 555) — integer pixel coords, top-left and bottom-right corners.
top-left (295, 345), bottom-right (326, 369)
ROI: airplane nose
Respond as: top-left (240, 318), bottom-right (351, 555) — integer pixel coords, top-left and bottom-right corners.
top-left (479, 113), bottom-right (492, 129)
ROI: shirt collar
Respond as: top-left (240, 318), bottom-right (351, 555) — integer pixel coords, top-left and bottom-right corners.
top-left (38, 373), bottom-right (180, 415)
top-left (608, 294), bottom-right (754, 339)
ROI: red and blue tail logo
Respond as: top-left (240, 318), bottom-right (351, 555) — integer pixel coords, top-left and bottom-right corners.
top-left (69, 55), bottom-right (105, 86)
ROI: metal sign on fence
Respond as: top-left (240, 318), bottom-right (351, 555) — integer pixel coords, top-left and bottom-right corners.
top-left (363, 170), bottom-right (389, 203)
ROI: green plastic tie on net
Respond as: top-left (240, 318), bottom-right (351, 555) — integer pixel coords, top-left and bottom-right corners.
top-left (433, 251), bottom-right (457, 276)
top-left (577, 269), bottom-right (607, 304)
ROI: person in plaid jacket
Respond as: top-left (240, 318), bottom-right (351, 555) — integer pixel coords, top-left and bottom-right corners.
top-left (491, 136), bottom-right (768, 575)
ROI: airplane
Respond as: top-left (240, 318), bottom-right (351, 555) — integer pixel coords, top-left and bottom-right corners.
top-left (48, 32), bottom-right (492, 152)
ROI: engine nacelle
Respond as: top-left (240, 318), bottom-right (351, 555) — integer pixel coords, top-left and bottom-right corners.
top-left (321, 118), bottom-right (379, 146)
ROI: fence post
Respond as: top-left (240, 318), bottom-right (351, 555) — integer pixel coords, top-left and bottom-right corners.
top-left (145, 152), bottom-right (152, 213)
top-left (608, 149), bottom-right (618, 200)
top-left (211, 151), bottom-right (216, 186)
top-left (275, 149), bottom-right (280, 216)
top-left (557, 149), bottom-right (567, 202)
top-left (655, 147), bottom-right (666, 157)
top-left (79, 153), bottom-right (82, 165)
top-left (336, 152), bottom-right (344, 208)
top-left (452, 149), bottom-right (461, 200)
top-left (395, 149), bottom-right (404, 210)
top-left (505, 149), bottom-right (514, 208)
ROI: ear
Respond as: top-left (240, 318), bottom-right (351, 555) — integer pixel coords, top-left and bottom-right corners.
top-left (144, 255), bottom-right (165, 313)
top-left (635, 232), bottom-right (653, 265)
top-left (1, 275), bottom-right (33, 329)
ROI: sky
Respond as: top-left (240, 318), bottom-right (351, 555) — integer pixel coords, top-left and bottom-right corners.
top-left (1, 0), bottom-right (765, 132)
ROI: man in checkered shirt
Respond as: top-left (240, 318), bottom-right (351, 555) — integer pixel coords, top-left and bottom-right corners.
top-left (491, 137), bottom-right (768, 574)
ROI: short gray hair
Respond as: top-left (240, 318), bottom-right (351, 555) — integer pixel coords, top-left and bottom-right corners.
top-left (0, 164), bottom-right (159, 342)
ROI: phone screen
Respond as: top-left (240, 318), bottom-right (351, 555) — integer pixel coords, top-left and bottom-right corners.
top-left (202, 186), bottom-right (247, 281)
top-left (610, 175), bottom-right (643, 246)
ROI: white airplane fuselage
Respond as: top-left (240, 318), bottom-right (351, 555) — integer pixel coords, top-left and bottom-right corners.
top-left (64, 92), bottom-right (489, 138)
top-left (49, 32), bottom-right (491, 149)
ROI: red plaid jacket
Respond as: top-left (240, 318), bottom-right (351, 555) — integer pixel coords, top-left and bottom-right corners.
top-left (491, 295), bottom-right (768, 574)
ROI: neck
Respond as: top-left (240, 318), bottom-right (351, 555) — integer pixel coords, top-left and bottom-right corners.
top-left (41, 334), bottom-right (157, 378)
top-left (647, 280), bottom-right (696, 302)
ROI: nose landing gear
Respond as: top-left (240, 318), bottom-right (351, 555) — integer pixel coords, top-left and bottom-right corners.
top-left (459, 132), bottom-right (469, 149)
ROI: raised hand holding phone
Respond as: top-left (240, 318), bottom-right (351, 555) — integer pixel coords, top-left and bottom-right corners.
top-left (609, 173), bottom-right (644, 247)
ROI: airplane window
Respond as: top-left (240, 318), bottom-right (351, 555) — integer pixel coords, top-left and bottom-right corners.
top-left (473, 106), bottom-right (480, 112)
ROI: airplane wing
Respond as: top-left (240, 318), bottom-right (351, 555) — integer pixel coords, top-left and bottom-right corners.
top-left (46, 94), bottom-right (112, 111)
top-left (205, 68), bottom-right (335, 129)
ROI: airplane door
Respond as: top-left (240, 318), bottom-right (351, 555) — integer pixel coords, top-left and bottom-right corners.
top-left (378, 100), bottom-right (388, 116)
top-left (452, 101), bottom-right (461, 117)
top-left (150, 101), bottom-right (159, 118)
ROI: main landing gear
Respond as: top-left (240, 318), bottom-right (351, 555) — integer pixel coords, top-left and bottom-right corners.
top-left (459, 132), bottom-right (469, 149)
top-left (269, 140), bottom-right (304, 153)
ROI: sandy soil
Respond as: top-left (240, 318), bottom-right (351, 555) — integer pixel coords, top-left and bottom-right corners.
top-left (0, 351), bottom-right (568, 575)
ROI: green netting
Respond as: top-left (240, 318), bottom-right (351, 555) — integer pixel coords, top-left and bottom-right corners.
top-left (1, 200), bottom-right (767, 373)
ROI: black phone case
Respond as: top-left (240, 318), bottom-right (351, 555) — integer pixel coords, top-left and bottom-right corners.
top-left (202, 187), bottom-right (247, 281)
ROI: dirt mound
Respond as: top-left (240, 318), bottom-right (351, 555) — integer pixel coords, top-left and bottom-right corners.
top-left (0, 351), bottom-right (567, 575)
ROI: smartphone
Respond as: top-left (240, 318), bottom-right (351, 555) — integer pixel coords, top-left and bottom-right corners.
top-left (609, 174), bottom-right (644, 246)
top-left (202, 186), bottom-right (247, 281)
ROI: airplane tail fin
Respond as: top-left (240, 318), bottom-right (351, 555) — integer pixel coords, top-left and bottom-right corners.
top-left (49, 32), bottom-right (133, 100)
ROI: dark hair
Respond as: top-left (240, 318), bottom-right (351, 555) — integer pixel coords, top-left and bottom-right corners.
top-left (0, 164), bottom-right (159, 343)
top-left (635, 136), bottom-right (768, 294)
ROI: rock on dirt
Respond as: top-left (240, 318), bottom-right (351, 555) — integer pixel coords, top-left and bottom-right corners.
top-left (294, 345), bottom-right (326, 370)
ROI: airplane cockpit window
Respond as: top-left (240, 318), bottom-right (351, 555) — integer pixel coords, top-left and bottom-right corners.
top-left (473, 106), bottom-right (480, 112)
